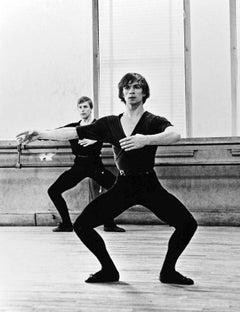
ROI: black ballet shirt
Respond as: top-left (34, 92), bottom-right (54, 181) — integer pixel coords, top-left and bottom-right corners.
top-left (76, 111), bottom-right (172, 172)
top-left (63, 120), bottom-right (102, 159)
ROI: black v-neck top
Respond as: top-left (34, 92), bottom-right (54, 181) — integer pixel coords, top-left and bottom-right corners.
top-left (76, 111), bottom-right (172, 172)
top-left (63, 119), bottom-right (102, 158)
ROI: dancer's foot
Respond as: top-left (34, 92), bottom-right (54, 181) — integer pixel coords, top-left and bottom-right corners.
top-left (103, 225), bottom-right (125, 232)
top-left (160, 270), bottom-right (194, 285)
top-left (85, 269), bottom-right (120, 283)
top-left (52, 222), bottom-right (73, 232)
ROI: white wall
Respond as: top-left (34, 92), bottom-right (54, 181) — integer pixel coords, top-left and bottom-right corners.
top-left (0, 0), bottom-right (93, 140)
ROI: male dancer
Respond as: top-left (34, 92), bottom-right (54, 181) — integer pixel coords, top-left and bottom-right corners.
top-left (17, 73), bottom-right (197, 285)
top-left (48, 96), bottom-right (125, 232)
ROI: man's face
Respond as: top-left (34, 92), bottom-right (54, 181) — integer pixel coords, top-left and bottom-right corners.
top-left (123, 81), bottom-right (145, 105)
top-left (77, 101), bottom-right (92, 120)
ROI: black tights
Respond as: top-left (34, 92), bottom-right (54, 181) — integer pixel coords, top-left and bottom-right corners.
top-left (160, 219), bottom-right (197, 273)
top-left (75, 226), bottom-right (118, 272)
top-left (73, 171), bottom-right (197, 274)
top-left (48, 163), bottom-right (117, 227)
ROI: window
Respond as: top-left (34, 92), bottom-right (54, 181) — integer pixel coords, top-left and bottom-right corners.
top-left (0, 0), bottom-right (93, 139)
top-left (98, 0), bottom-right (239, 138)
top-left (237, 0), bottom-right (240, 134)
top-left (98, 0), bottom-right (186, 136)
top-left (190, 0), bottom-right (232, 137)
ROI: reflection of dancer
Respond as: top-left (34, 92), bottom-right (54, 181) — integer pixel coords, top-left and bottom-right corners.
top-left (17, 73), bottom-right (197, 285)
top-left (49, 96), bottom-right (125, 232)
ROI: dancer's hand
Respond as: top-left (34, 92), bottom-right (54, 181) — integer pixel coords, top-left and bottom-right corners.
top-left (78, 138), bottom-right (97, 147)
top-left (16, 130), bottom-right (40, 145)
top-left (119, 134), bottom-right (149, 151)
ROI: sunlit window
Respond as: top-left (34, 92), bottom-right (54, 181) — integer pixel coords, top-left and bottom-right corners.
top-left (99, 0), bottom-right (186, 136)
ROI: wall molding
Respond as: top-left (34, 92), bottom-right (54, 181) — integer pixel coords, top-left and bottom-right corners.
top-left (1, 137), bottom-right (240, 226)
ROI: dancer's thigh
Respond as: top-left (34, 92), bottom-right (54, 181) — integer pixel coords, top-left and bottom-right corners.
top-left (50, 167), bottom-right (86, 193)
top-left (74, 181), bottom-right (131, 228)
top-left (143, 183), bottom-right (194, 228)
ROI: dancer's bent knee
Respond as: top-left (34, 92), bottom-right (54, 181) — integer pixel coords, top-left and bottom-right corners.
top-left (73, 220), bottom-right (93, 235)
top-left (176, 216), bottom-right (198, 239)
top-left (47, 185), bottom-right (56, 199)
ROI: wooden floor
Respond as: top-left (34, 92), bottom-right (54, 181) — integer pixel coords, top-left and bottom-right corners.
top-left (0, 225), bottom-right (240, 312)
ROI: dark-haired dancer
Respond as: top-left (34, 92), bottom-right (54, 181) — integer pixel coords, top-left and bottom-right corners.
top-left (48, 96), bottom-right (125, 233)
top-left (17, 73), bottom-right (197, 285)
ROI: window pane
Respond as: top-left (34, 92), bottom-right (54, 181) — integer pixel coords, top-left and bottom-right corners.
top-left (99, 0), bottom-right (186, 136)
top-left (191, 0), bottom-right (232, 137)
top-left (237, 1), bottom-right (240, 134)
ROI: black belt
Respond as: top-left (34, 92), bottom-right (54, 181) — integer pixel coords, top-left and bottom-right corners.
top-left (119, 169), bottom-right (153, 176)
top-left (76, 155), bottom-right (89, 158)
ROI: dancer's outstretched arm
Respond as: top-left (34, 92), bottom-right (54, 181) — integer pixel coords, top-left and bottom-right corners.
top-left (16, 116), bottom-right (109, 146)
top-left (16, 128), bottom-right (78, 145)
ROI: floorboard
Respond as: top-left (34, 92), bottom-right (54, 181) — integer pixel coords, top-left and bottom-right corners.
top-left (0, 225), bottom-right (240, 312)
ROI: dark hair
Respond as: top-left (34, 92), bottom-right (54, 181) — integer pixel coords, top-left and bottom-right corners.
top-left (77, 96), bottom-right (93, 109)
top-left (118, 73), bottom-right (150, 104)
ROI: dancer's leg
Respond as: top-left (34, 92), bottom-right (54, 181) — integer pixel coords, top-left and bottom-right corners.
top-left (141, 173), bottom-right (197, 284)
top-left (73, 177), bottom-right (132, 282)
top-left (90, 167), bottom-right (125, 232)
top-left (48, 166), bottom-right (86, 228)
